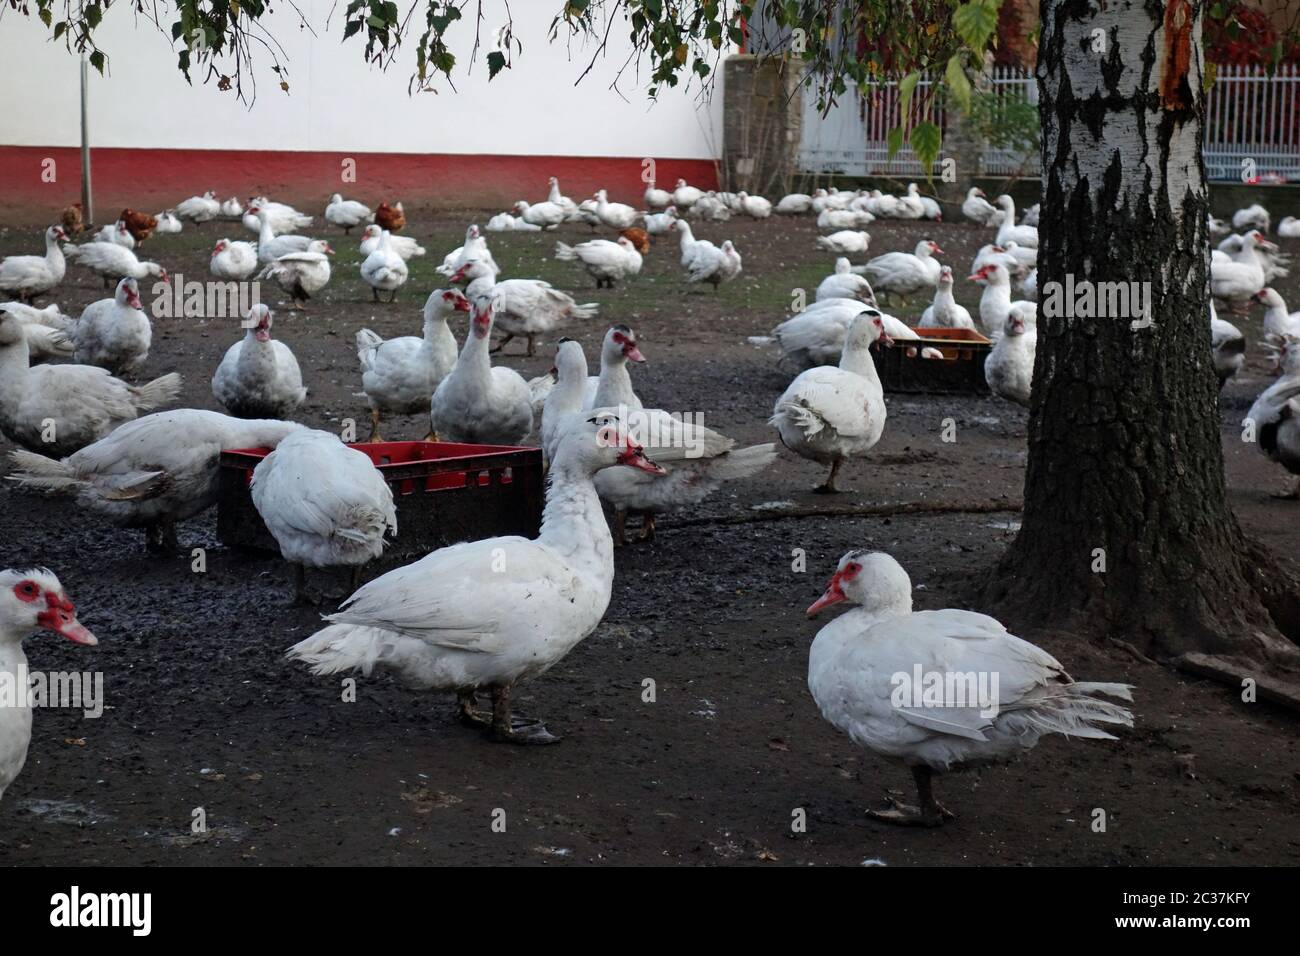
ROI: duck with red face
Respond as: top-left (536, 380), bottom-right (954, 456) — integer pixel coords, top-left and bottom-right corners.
top-left (0, 568), bottom-right (97, 801)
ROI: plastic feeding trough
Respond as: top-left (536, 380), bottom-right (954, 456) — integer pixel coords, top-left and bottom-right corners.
top-left (873, 327), bottom-right (993, 394)
top-left (217, 440), bottom-right (544, 563)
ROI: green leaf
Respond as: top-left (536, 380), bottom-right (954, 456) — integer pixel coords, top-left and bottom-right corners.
top-left (487, 50), bottom-right (507, 79)
top-left (38, 7), bottom-right (52, 27)
top-left (945, 53), bottom-right (972, 113)
top-left (366, 14), bottom-right (386, 29)
top-left (85, 3), bottom-right (103, 29)
top-left (952, 0), bottom-right (998, 52)
top-left (886, 125), bottom-right (905, 159)
top-left (53, 20), bottom-right (66, 39)
top-left (910, 121), bottom-right (942, 173)
top-left (89, 49), bottom-right (106, 74)
top-left (898, 71), bottom-right (920, 112)
top-left (343, 19), bottom-right (363, 39)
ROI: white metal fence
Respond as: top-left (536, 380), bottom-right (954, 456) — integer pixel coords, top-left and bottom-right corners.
top-left (798, 64), bottom-right (1300, 182)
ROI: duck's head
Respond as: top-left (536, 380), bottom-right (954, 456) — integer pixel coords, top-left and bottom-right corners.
top-left (116, 277), bottom-right (143, 310)
top-left (470, 302), bottom-right (494, 338)
top-left (361, 224), bottom-right (380, 241)
top-left (245, 304), bottom-right (274, 342)
top-left (554, 412), bottom-right (665, 477)
top-left (603, 325), bottom-right (646, 365)
top-left (0, 568), bottom-right (96, 646)
top-left (808, 551), bottom-right (912, 618)
top-left (848, 308), bottom-right (892, 349)
top-left (449, 258), bottom-right (488, 284)
top-left (925, 239), bottom-right (944, 256)
top-left (1005, 304), bottom-right (1034, 336)
top-left (428, 288), bottom-right (471, 319)
top-left (554, 337), bottom-right (587, 381)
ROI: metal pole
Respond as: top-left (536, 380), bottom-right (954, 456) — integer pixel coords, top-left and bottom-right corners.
top-left (80, 54), bottom-right (93, 224)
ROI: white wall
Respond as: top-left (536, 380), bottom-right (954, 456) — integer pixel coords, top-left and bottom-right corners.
top-left (0, 1), bottom-right (725, 158)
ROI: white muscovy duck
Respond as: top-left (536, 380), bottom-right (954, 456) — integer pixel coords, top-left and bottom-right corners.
top-left (8, 409), bottom-right (303, 551)
top-left (0, 568), bottom-right (97, 802)
top-left (813, 188), bottom-right (854, 212)
top-left (253, 209), bottom-right (312, 264)
top-left (429, 302), bottom-right (533, 445)
top-left (894, 183), bottom-right (926, 219)
top-left (737, 191), bottom-right (772, 218)
top-left (815, 230), bottom-right (870, 255)
top-left (776, 193), bottom-right (813, 214)
top-left (969, 262), bottom-right (1036, 338)
top-left (1211, 231), bottom-right (1269, 311)
top-left (544, 177), bottom-right (579, 216)
top-left (360, 230), bottom-right (410, 303)
top-left (962, 187), bottom-right (999, 225)
top-left (771, 310), bottom-right (889, 492)
top-left (325, 193), bottom-right (373, 233)
top-left (286, 413), bottom-right (665, 744)
top-left (1247, 334), bottom-right (1300, 497)
top-left (154, 210), bottom-right (183, 235)
top-left (590, 415), bottom-right (775, 545)
top-left (529, 326), bottom-right (641, 422)
top-left (771, 301), bottom-right (919, 370)
top-left (93, 220), bottom-right (135, 249)
top-left (691, 194), bottom-right (732, 221)
top-left (1208, 215), bottom-right (1231, 237)
top-left (359, 223), bottom-right (425, 260)
top-left (0, 307), bottom-right (180, 457)
top-left (816, 258), bottom-right (876, 304)
top-left (0, 226), bottom-right (69, 302)
top-left (64, 240), bottom-right (166, 289)
top-left (247, 196), bottom-right (313, 232)
top-left (1218, 231), bottom-right (1287, 282)
top-left (971, 242), bottom-right (1031, 280)
top-left (644, 180), bottom-right (673, 210)
top-left (672, 179), bottom-right (703, 209)
top-left (357, 288), bottom-right (469, 441)
top-left (436, 224), bottom-right (496, 278)
top-left (485, 213), bottom-right (542, 233)
top-left (1021, 203), bottom-right (1041, 226)
top-left (220, 196), bottom-right (244, 220)
top-left (994, 195), bottom-right (1039, 247)
top-left (806, 550), bottom-right (1133, 826)
top-left (643, 207), bottom-right (678, 235)
top-left (1022, 268), bottom-right (1038, 300)
top-left (1, 302), bottom-right (72, 362)
top-left (817, 207), bottom-right (875, 230)
top-left (1278, 216), bottom-right (1300, 238)
top-left (919, 266), bottom-right (975, 330)
top-left (1255, 287), bottom-right (1300, 340)
top-left (985, 304), bottom-right (1037, 404)
top-left (593, 189), bottom-right (639, 230)
top-left (70, 277), bottom-right (152, 377)
top-left (1210, 302), bottom-right (1245, 388)
top-left (211, 305), bottom-right (307, 419)
top-left (210, 238), bottom-right (260, 281)
top-left (1233, 203), bottom-right (1270, 233)
top-left (554, 237), bottom-right (643, 289)
top-left (513, 199), bottom-right (567, 230)
top-left (453, 257), bottom-right (598, 358)
top-left (686, 239), bottom-right (743, 289)
top-left (259, 240), bottom-right (333, 310)
top-left (250, 428), bottom-right (397, 603)
top-left (858, 239), bottom-right (943, 303)
top-left (175, 191), bottom-right (220, 222)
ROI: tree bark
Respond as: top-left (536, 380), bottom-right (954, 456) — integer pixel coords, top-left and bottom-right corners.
top-left (984, 0), bottom-right (1299, 666)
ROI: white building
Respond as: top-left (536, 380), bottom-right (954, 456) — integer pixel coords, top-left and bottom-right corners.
top-left (0, 2), bottom-right (725, 213)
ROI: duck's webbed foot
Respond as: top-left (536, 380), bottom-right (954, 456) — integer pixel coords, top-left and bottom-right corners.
top-left (457, 691), bottom-right (491, 728)
top-left (488, 684), bottom-right (562, 745)
top-left (868, 766), bottom-right (954, 827)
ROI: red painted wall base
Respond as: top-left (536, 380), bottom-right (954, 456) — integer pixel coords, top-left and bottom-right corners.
top-left (0, 146), bottom-right (720, 221)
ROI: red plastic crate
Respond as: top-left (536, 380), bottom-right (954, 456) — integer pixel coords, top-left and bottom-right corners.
top-left (217, 440), bottom-right (544, 561)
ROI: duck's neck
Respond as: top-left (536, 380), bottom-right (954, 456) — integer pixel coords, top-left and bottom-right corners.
top-left (0, 636), bottom-right (29, 704)
top-left (594, 355), bottom-right (633, 408)
top-left (455, 327), bottom-right (493, 389)
top-left (982, 278), bottom-right (1012, 312)
top-left (839, 338), bottom-right (881, 382)
top-left (423, 313), bottom-right (456, 357)
top-left (539, 461), bottom-right (613, 583)
top-left (45, 234), bottom-right (65, 269)
top-left (238, 332), bottom-right (276, 375)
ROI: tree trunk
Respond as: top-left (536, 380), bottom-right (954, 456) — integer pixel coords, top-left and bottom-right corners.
top-left (984, 0), bottom-right (1299, 666)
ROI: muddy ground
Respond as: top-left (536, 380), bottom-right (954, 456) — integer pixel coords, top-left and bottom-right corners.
top-left (1, 199), bottom-right (1297, 866)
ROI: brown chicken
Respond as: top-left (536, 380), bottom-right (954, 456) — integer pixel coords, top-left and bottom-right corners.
top-left (120, 208), bottom-right (157, 245)
top-left (620, 227), bottom-right (650, 255)
top-left (375, 201), bottom-right (406, 232)
top-left (60, 202), bottom-right (84, 237)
